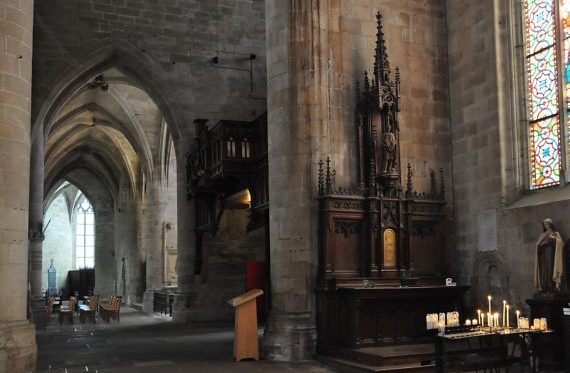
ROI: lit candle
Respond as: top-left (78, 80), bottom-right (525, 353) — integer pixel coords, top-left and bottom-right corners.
top-left (502, 300), bottom-right (506, 327)
top-left (516, 310), bottom-right (520, 329)
top-left (477, 309), bottom-right (481, 326)
top-left (487, 312), bottom-right (492, 328)
top-left (506, 305), bottom-right (510, 328)
top-left (488, 295), bottom-right (492, 316)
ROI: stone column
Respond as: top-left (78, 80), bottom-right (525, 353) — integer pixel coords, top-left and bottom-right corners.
top-left (142, 180), bottom-right (165, 312)
top-left (172, 147), bottom-right (196, 323)
top-left (262, 0), bottom-right (336, 361)
top-left (28, 136), bottom-right (44, 297)
top-left (28, 132), bottom-right (47, 329)
top-left (0, 0), bottom-right (37, 371)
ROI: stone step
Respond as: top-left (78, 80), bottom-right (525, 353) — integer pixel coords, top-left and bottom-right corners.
top-left (317, 341), bottom-right (487, 372)
top-left (337, 343), bottom-right (436, 366)
top-left (316, 355), bottom-right (435, 373)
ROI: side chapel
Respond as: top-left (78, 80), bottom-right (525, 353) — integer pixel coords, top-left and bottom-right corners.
top-left (316, 13), bottom-right (468, 351)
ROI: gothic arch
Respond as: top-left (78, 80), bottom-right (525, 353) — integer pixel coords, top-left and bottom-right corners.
top-left (32, 43), bottom-right (186, 157)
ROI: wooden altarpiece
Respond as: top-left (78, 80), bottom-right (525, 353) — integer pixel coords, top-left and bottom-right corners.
top-left (316, 13), bottom-right (468, 352)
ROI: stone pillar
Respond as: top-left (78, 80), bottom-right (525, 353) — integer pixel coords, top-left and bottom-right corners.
top-left (28, 133), bottom-right (47, 328)
top-left (28, 136), bottom-right (44, 297)
top-left (142, 181), bottom-right (165, 312)
top-left (263, 0), bottom-right (336, 361)
top-left (0, 0), bottom-right (37, 371)
top-left (172, 148), bottom-right (196, 323)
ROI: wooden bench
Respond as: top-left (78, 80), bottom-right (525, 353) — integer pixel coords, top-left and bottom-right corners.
top-left (58, 297), bottom-right (77, 325)
top-left (100, 296), bottom-right (121, 323)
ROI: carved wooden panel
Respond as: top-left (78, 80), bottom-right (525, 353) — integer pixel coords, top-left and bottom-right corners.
top-left (316, 286), bottom-right (470, 351)
top-left (409, 222), bottom-right (439, 275)
top-left (333, 219), bottom-right (361, 273)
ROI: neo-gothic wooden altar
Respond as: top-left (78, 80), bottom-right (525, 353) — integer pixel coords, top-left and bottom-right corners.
top-left (316, 13), bottom-right (467, 352)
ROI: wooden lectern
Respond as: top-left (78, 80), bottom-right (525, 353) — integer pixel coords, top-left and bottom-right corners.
top-left (228, 288), bottom-right (264, 361)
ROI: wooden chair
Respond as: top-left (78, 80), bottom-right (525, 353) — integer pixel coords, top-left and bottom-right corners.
top-left (79, 296), bottom-right (97, 324)
top-left (100, 296), bottom-right (121, 323)
top-left (58, 297), bottom-right (77, 325)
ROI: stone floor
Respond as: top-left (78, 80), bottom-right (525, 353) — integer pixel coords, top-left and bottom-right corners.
top-left (36, 306), bottom-right (336, 373)
top-left (35, 307), bottom-right (565, 372)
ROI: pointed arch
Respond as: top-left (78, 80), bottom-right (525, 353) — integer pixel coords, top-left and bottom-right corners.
top-left (33, 43), bottom-right (186, 157)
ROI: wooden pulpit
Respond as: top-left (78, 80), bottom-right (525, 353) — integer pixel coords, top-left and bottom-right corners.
top-left (228, 288), bottom-right (264, 361)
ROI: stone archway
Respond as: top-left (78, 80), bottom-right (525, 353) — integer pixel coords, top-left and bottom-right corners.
top-left (471, 252), bottom-right (513, 311)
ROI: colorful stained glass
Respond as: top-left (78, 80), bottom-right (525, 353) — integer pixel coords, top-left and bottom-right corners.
top-left (530, 117), bottom-right (561, 188)
top-left (525, 0), bottom-right (563, 189)
top-left (525, 0), bottom-right (556, 55)
top-left (528, 47), bottom-right (559, 120)
top-left (563, 0), bottom-right (570, 158)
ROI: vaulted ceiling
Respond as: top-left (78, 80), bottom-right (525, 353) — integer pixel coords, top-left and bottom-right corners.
top-left (44, 68), bottom-right (168, 205)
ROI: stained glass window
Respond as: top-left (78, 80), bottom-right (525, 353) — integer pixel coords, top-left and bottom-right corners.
top-left (75, 196), bottom-right (94, 268)
top-left (524, 0), bottom-right (567, 189)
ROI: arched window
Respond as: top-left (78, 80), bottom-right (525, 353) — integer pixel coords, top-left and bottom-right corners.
top-left (75, 196), bottom-right (94, 268)
top-left (523, 0), bottom-right (570, 189)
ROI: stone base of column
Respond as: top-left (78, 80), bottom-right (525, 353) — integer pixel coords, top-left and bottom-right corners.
top-left (0, 320), bottom-right (37, 372)
top-left (262, 311), bottom-right (316, 361)
top-left (171, 292), bottom-right (197, 323)
top-left (142, 290), bottom-right (154, 313)
top-left (31, 296), bottom-right (48, 330)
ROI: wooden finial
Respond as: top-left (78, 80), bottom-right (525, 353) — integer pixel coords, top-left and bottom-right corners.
top-left (406, 163), bottom-right (413, 197)
top-left (439, 167), bottom-right (445, 198)
top-left (318, 159), bottom-right (324, 195)
top-left (325, 157), bottom-right (332, 194)
top-left (430, 169), bottom-right (437, 196)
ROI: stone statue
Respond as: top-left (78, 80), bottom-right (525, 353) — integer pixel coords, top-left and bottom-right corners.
top-left (121, 257), bottom-right (126, 299)
top-left (534, 218), bottom-right (564, 294)
top-left (381, 117), bottom-right (397, 173)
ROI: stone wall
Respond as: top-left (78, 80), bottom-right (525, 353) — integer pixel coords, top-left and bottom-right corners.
top-left (33, 0), bottom-right (268, 137)
top-left (42, 193), bottom-right (73, 291)
top-left (189, 208), bottom-right (264, 321)
top-left (65, 169), bottom-right (117, 298)
top-left (446, 0), bottom-right (570, 312)
top-left (447, 0), bottom-right (506, 290)
top-left (114, 180), bottom-right (143, 303)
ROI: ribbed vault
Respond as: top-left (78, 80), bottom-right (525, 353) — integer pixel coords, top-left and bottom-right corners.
top-left (44, 68), bottom-right (163, 201)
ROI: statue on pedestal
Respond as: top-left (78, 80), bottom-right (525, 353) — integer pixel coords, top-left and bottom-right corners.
top-left (381, 118), bottom-right (397, 174)
top-left (534, 218), bottom-right (564, 295)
